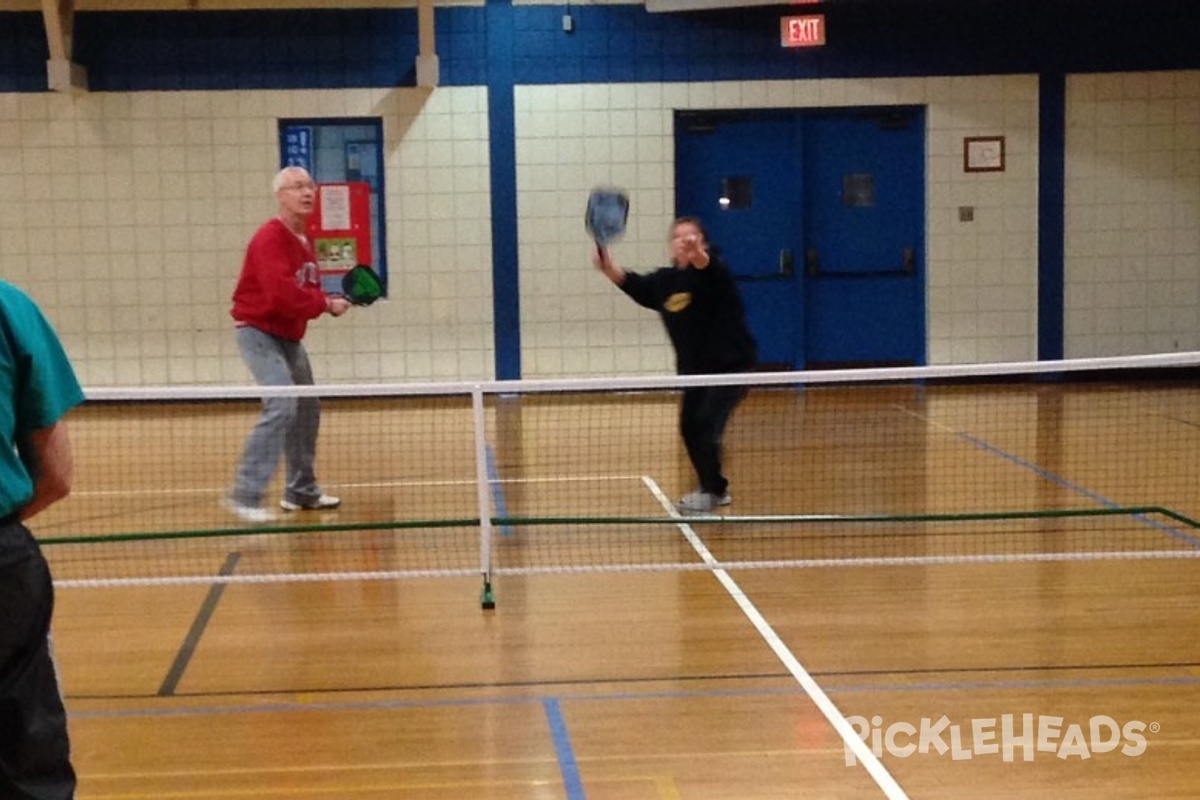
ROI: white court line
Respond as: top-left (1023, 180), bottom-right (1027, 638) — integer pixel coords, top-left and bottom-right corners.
top-left (642, 476), bottom-right (909, 800)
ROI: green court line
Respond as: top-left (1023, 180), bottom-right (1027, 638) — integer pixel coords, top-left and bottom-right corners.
top-left (39, 504), bottom-right (1200, 546)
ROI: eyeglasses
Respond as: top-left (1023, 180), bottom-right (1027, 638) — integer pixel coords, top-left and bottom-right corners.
top-left (281, 181), bottom-right (316, 192)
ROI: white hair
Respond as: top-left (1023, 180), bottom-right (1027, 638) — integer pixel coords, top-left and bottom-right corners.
top-left (272, 166), bottom-right (311, 193)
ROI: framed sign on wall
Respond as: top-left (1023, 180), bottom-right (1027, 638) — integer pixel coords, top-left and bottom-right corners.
top-left (964, 136), bottom-right (1005, 173)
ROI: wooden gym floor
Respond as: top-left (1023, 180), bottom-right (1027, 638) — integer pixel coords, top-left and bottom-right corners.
top-left (37, 380), bottom-right (1200, 798)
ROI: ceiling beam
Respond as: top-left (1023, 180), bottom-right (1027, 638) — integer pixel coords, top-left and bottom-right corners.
top-left (41, 0), bottom-right (89, 91)
top-left (41, 0), bottom-right (73, 61)
top-left (645, 0), bottom-right (793, 10)
top-left (415, 0), bottom-right (438, 88)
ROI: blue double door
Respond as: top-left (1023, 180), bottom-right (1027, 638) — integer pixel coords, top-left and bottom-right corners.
top-left (674, 107), bottom-right (926, 369)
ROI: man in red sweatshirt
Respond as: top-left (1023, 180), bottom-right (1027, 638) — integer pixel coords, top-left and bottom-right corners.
top-left (224, 166), bottom-right (351, 523)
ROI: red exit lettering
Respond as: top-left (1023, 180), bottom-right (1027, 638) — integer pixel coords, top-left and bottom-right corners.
top-left (780, 14), bottom-right (826, 48)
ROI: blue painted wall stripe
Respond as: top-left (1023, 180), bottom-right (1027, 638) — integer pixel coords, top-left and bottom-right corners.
top-left (486, 0), bottom-right (521, 380)
top-left (1038, 71), bottom-right (1066, 361)
top-left (10, 4), bottom-right (1200, 93)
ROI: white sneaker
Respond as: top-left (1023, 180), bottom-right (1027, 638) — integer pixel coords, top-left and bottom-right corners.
top-left (280, 493), bottom-right (341, 511)
top-left (677, 490), bottom-right (731, 513)
top-left (221, 496), bottom-right (276, 524)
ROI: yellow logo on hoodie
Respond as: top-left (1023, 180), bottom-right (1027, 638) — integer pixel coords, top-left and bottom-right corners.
top-left (664, 292), bottom-right (691, 313)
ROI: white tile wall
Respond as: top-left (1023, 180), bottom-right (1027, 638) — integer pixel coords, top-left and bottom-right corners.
top-left (516, 75), bottom-right (1041, 377)
top-left (1064, 71), bottom-right (1200, 357)
top-left (2, 69), bottom-right (1196, 386)
top-left (0, 86), bottom-right (494, 386)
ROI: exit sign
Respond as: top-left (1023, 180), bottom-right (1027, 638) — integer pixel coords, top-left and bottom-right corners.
top-left (781, 14), bottom-right (826, 48)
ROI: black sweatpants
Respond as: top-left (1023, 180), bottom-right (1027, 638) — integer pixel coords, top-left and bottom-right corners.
top-left (0, 518), bottom-right (77, 800)
top-left (679, 383), bottom-right (748, 496)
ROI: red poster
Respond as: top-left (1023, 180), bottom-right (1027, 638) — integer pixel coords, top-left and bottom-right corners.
top-left (306, 181), bottom-right (373, 285)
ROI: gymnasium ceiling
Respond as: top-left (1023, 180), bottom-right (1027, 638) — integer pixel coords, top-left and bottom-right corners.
top-left (17, 0), bottom-right (831, 91)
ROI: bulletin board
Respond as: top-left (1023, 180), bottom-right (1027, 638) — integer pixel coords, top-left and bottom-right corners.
top-left (306, 181), bottom-right (373, 291)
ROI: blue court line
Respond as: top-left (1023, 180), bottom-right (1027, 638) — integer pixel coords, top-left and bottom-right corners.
top-left (956, 431), bottom-right (1200, 548)
top-left (543, 697), bottom-right (586, 800)
top-left (485, 443), bottom-right (513, 537)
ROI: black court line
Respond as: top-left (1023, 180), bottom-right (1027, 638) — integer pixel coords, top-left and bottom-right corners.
top-left (157, 551), bottom-right (241, 697)
top-left (70, 668), bottom-right (1200, 723)
top-left (36, 496), bottom-right (215, 535)
top-left (73, 658), bottom-right (1200, 703)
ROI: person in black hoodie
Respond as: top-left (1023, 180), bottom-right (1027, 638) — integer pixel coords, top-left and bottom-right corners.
top-left (594, 216), bottom-right (757, 513)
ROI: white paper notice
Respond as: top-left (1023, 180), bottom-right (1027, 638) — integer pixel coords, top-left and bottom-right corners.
top-left (320, 184), bottom-right (351, 230)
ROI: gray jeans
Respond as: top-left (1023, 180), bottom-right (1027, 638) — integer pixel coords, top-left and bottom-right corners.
top-left (230, 326), bottom-right (324, 507)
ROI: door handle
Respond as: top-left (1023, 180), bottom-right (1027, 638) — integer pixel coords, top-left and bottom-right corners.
top-left (902, 247), bottom-right (915, 275)
top-left (805, 248), bottom-right (820, 276)
top-left (779, 249), bottom-right (794, 277)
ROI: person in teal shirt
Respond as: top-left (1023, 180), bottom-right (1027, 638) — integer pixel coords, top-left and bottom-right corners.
top-left (1, 279), bottom-right (85, 799)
